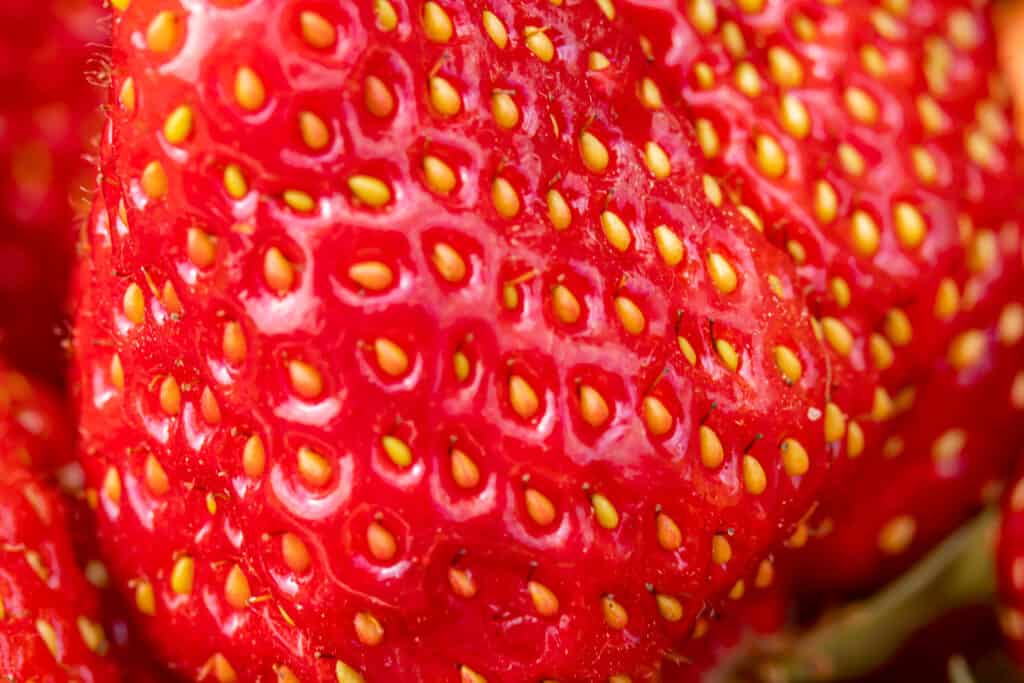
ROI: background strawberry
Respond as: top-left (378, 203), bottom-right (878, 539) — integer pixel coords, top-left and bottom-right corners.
top-left (0, 0), bottom-right (104, 383)
top-left (72, 0), bottom-right (850, 679)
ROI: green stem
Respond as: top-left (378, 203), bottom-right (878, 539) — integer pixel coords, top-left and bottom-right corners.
top-left (757, 509), bottom-right (998, 682)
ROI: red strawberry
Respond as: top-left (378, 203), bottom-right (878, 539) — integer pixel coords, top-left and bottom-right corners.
top-left (0, 441), bottom-right (119, 680)
top-left (617, 0), bottom-right (1024, 589)
top-left (0, 0), bottom-right (104, 383)
top-left (74, 0), bottom-right (845, 679)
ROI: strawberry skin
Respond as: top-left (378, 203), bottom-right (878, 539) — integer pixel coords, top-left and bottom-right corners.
top-left (999, 460), bottom-right (1024, 662)
top-left (74, 0), bottom-right (842, 679)
top-left (618, 0), bottom-right (1024, 588)
top-left (0, 0), bottom-right (103, 383)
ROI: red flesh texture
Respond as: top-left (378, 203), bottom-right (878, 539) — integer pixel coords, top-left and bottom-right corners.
top-left (0, 432), bottom-right (119, 680)
top-left (999, 459), bottom-right (1024, 664)
top-left (619, 0), bottom-right (1024, 588)
top-left (75, 0), bottom-right (837, 679)
top-left (0, 0), bottom-right (103, 383)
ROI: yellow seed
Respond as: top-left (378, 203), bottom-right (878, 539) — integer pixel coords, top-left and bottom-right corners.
top-left (429, 76), bottom-right (462, 117)
top-left (911, 146), bottom-right (938, 185)
top-left (551, 285), bottom-right (581, 325)
top-left (491, 91), bottom-right (519, 129)
top-left (354, 612), bottom-right (384, 646)
top-left (187, 228), bottom-right (216, 268)
top-left (884, 308), bottom-right (913, 347)
top-left (722, 21), bottom-right (746, 57)
top-left (283, 189), bottom-right (314, 212)
top-left (781, 437), bottom-right (809, 476)
top-left (824, 403), bottom-right (846, 443)
top-left (159, 375), bottom-right (181, 416)
top-left (348, 175), bottom-right (391, 207)
top-left (655, 594), bottom-right (683, 622)
top-left (614, 296), bottom-right (645, 335)
top-left (123, 283), bottom-right (145, 325)
top-left (838, 143), bottom-right (866, 177)
top-left (460, 666), bottom-right (487, 683)
top-left (706, 252), bottom-right (738, 294)
top-left (146, 11), bottom-right (179, 52)
top-left (595, 0), bottom-right (617, 20)
top-left (163, 105), bottom-right (193, 145)
top-left (491, 177), bottom-right (520, 218)
top-left (110, 354), bottom-right (125, 390)
top-left (860, 44), bottom-right (887, 77)
top-left (754, 134), bottom-right (787, 178)
top-left (348, 261), bottom-right (394, 291)
top-left (546, 189), bottom-right (571, 230)
top-left (872, 387), bottom-right (894, 421)
top-left (144, 455), bottom-right (169, 496)
top-left (711, 534), bottom-right (732, 564)
top-left (591, 494), bottom-right (619, 529)
top-left (773, 345), bottom-right (802, 383)
top-left (695, 118), bottom-right (721, 158)
top-left (135, 579), bottom-right (156, 615)
top-left (968, 230), bottom-right (997, 274)
top-left (298, 111), bottom-right (330, 151)
top-left (643, 396), bottom-right (673, 436)
top-left (715, 338), bottom-right (739, 371)
top-left (510, 375), bottom-right (540, 419)
top-left (282, 533), bottom-right (311, 572)
top-left (448, 567), bottom-right (477, 598)
top-left (932, 429), bottom-right (966, 464)
top-left (768, 46), bottom-right (803, 87)
top-left (948, 8), bottom-right (979, 49)
top-left (678, 336), bottom-right (697, 365)
top-left (297, 446), bottom-right (332, 487)
top-left (367, 522), bottom-right (398, 561)
top-left (643, 142), bottom-right (671, 179)
top-left (171, 556), bottom-right (194, 595)
top-left (845, 87), bottom-right (879, 125)
top-left (601, 210), bottom-right (632, 252)
top-left (729, 580), bottom-right (746, 600)
top-left (482, 11), bottom-right (508, 48)
top-left (699, 425), bottom-right (724, 469)
top-left (375, 338), bottom-right (409, 376)
top-left (657, 512), bottom-right (682, 551)
top-left (653, 225), bottom-right (683, 266)
top-left (242, 435), bottom-right (265, 478)
top-left (422, 2), bottom-right (454, 43)
top-left (579, 385), bottom-right (610, 427)
top-left (141, 160), bottom-right (168, 199)
top-left (689, 0), bottom-right (717, 34)
top-left (381, 435), bottom-right (413, 469)
top-left (702, 174), bottom-right (723, 206)
top-left (734, 62), bottom-right (762, 97)
top-left (450, 449), bottom-right (480, 488)
top-left (524, 488), bottom-right (556, 525)
top-left (821, 317), bottom-right (853, 356)
top-left (742, 455), bottom-right (767, 495)
top-left (792, 12), bottom-right (817, 40)
top-left (602, 596), bottom-right (628, 629)
top-left (234, 67), bottom-right (266, 111)
top-left (814, 180), bottom-right (838, 224)
top-left (850, 210), bottom-right (881, 256)
top-left (77, 616), bottom-right (107, 654)
top-left (948, 329), bottom-right (986, 370)
top-left (103, 467), bottom-right (122, 505)
top-left (432, 243), bottom-right (467, 283)
top-left (580, 132), bottom-right (610, 173)
top-left (869, 333), bottom-right (895, 370)
top-left (694, 62), bottom-right (716, 89)
top-left (830, 277), bottom-right (852, 308)
top-left (374, 0), bottom-right (398, 31)
top-left (288, 360), bottom-right (323, 400)
top-left (878, 516), bottom-right (916, 555)
top-left (847, 421), bottom-right (865, 458)
top-left (1000, 304), bottom-right (1024, 346)
top-left (36, 619), bottom-right (58, 658)
top-left (638, 78), bottom-right (664, 110)
top-left (893, 202), bottom-right (927, 248)
top-left (779, 94), bottom-right (811, 139)
top-left (588, 51), bottom-right (611, 71)
top-left (336, 661), bottom-right (366, 683)
top-left (917, 94), bottom-right (947, 134)
top-left (300, 10), bottom-right (337, 48)
top-left (1012, 373), bottom-right (1024, 409)
top-left (224, 565), bottom-right (251, 610)
top-left (525, 26), bottom-right (555, 62)
top-left (111, 0), bottom-right (130, 11)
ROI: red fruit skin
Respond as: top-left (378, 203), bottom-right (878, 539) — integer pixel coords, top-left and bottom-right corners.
top-left (619, 0), bottom-right (1024, 591)
top-left (75, 0), bottom-right (843, 679)
top-left (0, 0), bottom-right (104, 383)
top-left (999, 459), bottom-right (1024, 662)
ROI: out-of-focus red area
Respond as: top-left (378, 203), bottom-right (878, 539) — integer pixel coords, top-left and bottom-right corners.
top-left (999, 0), bottom-right (1024, 143)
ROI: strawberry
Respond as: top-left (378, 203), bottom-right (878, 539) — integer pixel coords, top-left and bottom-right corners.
top-left (999, 460), bottom-right (1024, 662)
top-left (0, 0), bottom-right (104, 383)
top-left (617, 0), bottom-right (1024, 590)
top-left (73, 0), bottom-right (845, 679)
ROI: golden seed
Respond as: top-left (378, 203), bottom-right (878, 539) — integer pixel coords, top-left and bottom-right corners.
top-left (448, 567), bottom-right (477, 598)
top-left (524, 581), bottom-right (559, 616)
top-left (768, 46), bottom-right (803, 87)
top-left (374, 338), bottom-right (409, 376)
top-left (850, 210), bottom-right (881, 256)
top-left (592, 494), bottom-right (619, 529)
top-left (742, 455), bottom-right (767, 495)
top-left (234, 67), bottom-right (266, 111)
top-left (77, 616), bottom-right (107, 654)
top-left (917, 94), bottom-right (947, 134)
top-left (601, 210), bottom-right (632, 252)
top-left (432, 243), bottom-right (467, 283)
top-left (643, 396), bottom-right (672, 436)
top-left (699, 425), bottom-right (724, 469)
top-left (374, 0), bottom-right (398, 31)
top-left (144, 455), bottom-right (169, 496)
top-left (141, 160), bottom-right (168, 199)
top-left (491, 177), bottom-right (520, 218)
top-left (773, 345), bottom-right (802, 383)
top-left (422, 156), bottom-right (457, 194)
top-left (860, 44), bottom-right (887, 77)
top-left (847, 421), bottom-right (865, 458)
top-left (722, 21), bottom-right (746, 57)
top-left (884, 308), bottom-right (913, 347)
top-left (243, 435), bottom-right (265, 478)
top-left (525, 26), bottom-right (555, 62)
top-left (509, 375), bottom-right (540, 419)
top-left (734, 62), bottom-right (762, 97)
top-left (364, 76), bottom-right (395, 118)
top-left (450, 449), bottom-right (480, 488)
top-left (367, 522), bottom-right (397, 561)
top-left (932, 429), bottom-right (966, 464)
top-left (135, 579), bottom-right (156, 615)
top-left (297, 446), bottom-right (331, 488)
top-left (460, 666), bottom-right (487, 683)
top-left (349, 261), bottom-right (393, 291)
top-left (595, 0), bottom-right (616, 20)
top-left (643, 141), bottom-right (671, 179)
top-left (702, 174), bottom-right (723, 206)
top-left (639, 78), bottom-right (664, 110)
top-left (932, 278), bottom-right (959, 320)
top-left (878, 516), bottom-right (916, 555)
top-left (689, 0), bottom-right (717, 34)
top-left (844, 87), bottom-right (879, 125)
top-left (123, 283), bottom-right (145, 324)
top-left (491, 91), bottom-right (519, 129)
top-left (422, 2), bottom-right (454, 43)
top-left (288, 360), bottom-right (323, 400)
top-left (711, 534), bottom-right (732, 564)
top-left (657, 512), bottom-right (682, 551)
top-left (298, 111), bottom-right (330, 151)
top-left (893, 202), bottom-right (927, 248)
top-left (814, 180), bottom-right (838, 224)
top-left (838, 143), bottom-right (866, 177)
top-left (336, 661), bottom-right (366, 683)
top-left (822, 317), bottom-right (853, 356)
top-left (614, 296), bottom-right (645, 335)
top-left (755, 134), bottom-right (787, 178)
top-left (348, 175), bottom-right (391, 207)
top-left (264, 247), bottom-right (296, 294)
top-left (354, 612), bottom-right (384, 646)
top-left (824, 403), bottom-right (847, 443)
top-left (588, 51), bottom-right (610, 71)
top-left (781, 437), bottom-right (809, 476)
top-left (187, 228), bottom-right (216, 268)
top-left (678, 337), bottom-right (697, 365)
top-left (716, 338), bottom-right (740, 371)
top-left (579, 385), bottom-right (610, 427)
top-left (911, 146), bottom-right (938, 185)
top-left (1000, 304), bottom-right (1024, 346)
top-left (872, 387), bottom-right (894, 421)
top-left (707, 252), bottom-right (738, 294)
top-left (779, 94), bottom-right (810, 139)
top-left (602, 596), bottom-right (628, 629)
top-left (225, 565), bottom-right (251, 610)
top-left (524, 488), bottom-right (556, 526)
top-left (729, 580), bottom-right (746, 600)
top-left (283, 190), bottom-right (315, 212)
top-left (300, 10), bottom-right (337, 48)
top-left (282, 533), bottom-right (311, 572)
top-left (948, 329), bottom-right (986, 370)
top-left (482, 10), bottom-right (508, 48)
top-left (695, 118), bottom-right (721, 158)
top-left (551, 285), bottom-right (581, 325)
top-left (159, 375), bottom-right (181, 416)
top-left (655, 593), bottom-right (683, 622)
top-left (381, 435), bottom-right (413, 468)
top-left (653, 225), bottom-right (683, 266)
top-left (546, 189), bottom-right (571, 230)
top-left (792, 12), bottom-right (817, 40)
top-left (110, 354), bottom-right (125, 390)
top-left (163, 105), bottom-right (193, 145)
top-left (580, 131), bottom-right (610, 173)
top-left (830, 277), bottom-right (851, 308)
top-left (103, 467), bottom-right (122, 505)
top-left (694, 62), bottom-right (715, 89)
top-left (36, 619), bottom-right (58, 658)
top-left (429, 76), bottom-right (463, 117)
top-left (869, 333), bottom-right (895, 370)
top-left (146, 11), bottom-right (179, 52)
top-left (968, 230), bottom-right (997, 274)
top-left (170, 556), bottom-right (194, 595)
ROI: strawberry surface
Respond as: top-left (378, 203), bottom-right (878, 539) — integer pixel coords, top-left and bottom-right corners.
top-left (618, 0), bottom-right (1024, 590)
top-left (1000, 460), bottom-right (1024, 664)
top-left (0, 0), bottom-right (104, 383)
top-left (73, 0), bottom-right (845, 679)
